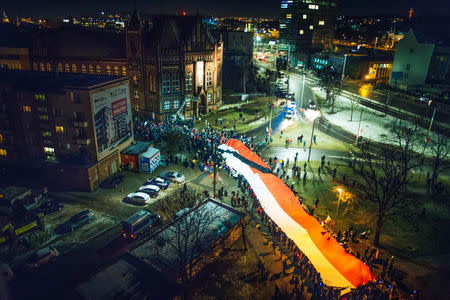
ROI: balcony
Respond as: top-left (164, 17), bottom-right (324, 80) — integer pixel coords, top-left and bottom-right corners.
top-left (73, 121), bottom-right (88, 128)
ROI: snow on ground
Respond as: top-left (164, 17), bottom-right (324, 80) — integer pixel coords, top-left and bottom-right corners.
top-left (312, 87), bottom-right (438, 155)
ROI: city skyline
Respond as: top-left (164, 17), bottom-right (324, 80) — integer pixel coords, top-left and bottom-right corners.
top-left (3, 0), bottom-right (450, 18)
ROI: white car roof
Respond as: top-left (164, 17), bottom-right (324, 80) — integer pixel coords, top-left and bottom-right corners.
top-left (153, 177), bottom-right (165, 182)
top-left (139, 184), bottom-right (160, 191)
top-left (130, 192), bottom-right (150, 199)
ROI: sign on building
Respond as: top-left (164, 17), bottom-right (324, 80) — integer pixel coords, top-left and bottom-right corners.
top-left (92, 84), bottom-right (132, 159)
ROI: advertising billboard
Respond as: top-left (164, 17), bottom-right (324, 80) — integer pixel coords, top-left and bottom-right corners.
top-left (92, 84), bottom-right (132, 159)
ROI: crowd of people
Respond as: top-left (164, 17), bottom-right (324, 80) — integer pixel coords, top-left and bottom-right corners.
top-left (133, 119), bottom-right (416, 299)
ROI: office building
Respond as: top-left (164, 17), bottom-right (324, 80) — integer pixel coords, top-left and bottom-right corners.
top-left (279, 0), bottom-right (337, 55)
top-left (0, 70), bottom-right (133, 191)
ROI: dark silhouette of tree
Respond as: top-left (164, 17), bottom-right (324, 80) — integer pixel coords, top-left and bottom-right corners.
top-left (428, 133), bottom-right (449, 196)
top-left (348, 121), bottom-right (421, 245)
top-left (316, 65), bottom-right (341, 113)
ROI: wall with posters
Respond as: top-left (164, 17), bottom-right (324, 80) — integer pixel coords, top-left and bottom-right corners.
top-left (92, 84), bottom-right (132, 160)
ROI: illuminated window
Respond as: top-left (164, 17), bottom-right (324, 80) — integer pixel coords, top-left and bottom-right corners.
top-left (172, 73), bottom-right (180, 92)
top-left (122, 66), bottom-right (127, 76)
top-left (310, 25), bottom-right (314, 30)
top-left (280, 24), bottom-right (286, 28)
top-left (173, 99), bottom-right (180, 109)
top-left (162, 73), bottom-right (171, 93)
top-left (286, 14), bottom-right (292, 19)
top-left (42, 131), bottom-right (52, 137)
top-left (58, 63), bottom-right (63, 72)
top-left (65, 63), bottom-right (70, 72)
top-left (281, 4), bottom-right (288, 8)
top-left (207, 93), bottom-right (212, 103)
top-left (72, 64), bottom-right (77, 72)
top-left (114, 66), bottom-right (119, 75)
top-left (300, 30), bottom-right (304, 34)
top-left (43, 147), bottom-right (55, 158)
top-left (40, 63), bottom-right (45, 71)
top-left (46, 63), bottom-right (51, 71)
top-left (319, 20), bottom-right (325, 25)
top-left (39, 115), bottom-right (49, 121)
top-left (96, 65), bottom-right (101, 74)
top-left (185, 96), bottom-right (191, 107)
top-left (33, 63), bottom-right (38, 71)
top-left (303, 14), bottom-right (307, 19)
top-left (55, 126), bottom-right (64, 133)
top-left (106, 65), bottom-right (111, 75)
top-left (164, 100), bottom-right (171, 110)
top-left (186, 71), bottom-right (193, 91)
top-left (206, 69), bottom-right (212, 87)
top-left (23, 105), bottom-right (32, 112)
top-left (89, 65), bottom-right (94, 73)
top-left (0, 149), bottom-right (6, 156)
top-left (134, 89), bottom-right (139, 99)
top-left (308, 4), bottom-right (319, 9)
top-left (81, 64), bottom-right (87, 73)
top-left (35, 94), bottom-right (45, 101)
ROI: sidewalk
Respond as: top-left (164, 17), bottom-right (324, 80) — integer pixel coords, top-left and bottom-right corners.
top-left (311, 87), bottom-right (439, 156)
top-left (246, 222), bottom-right (312, 300)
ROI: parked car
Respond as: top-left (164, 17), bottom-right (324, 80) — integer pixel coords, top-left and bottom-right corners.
top-left (55, 210), bottom-right (94, 233)
top-left (137, 185), bottom-right (160, 198)
top-left (26, 247), bottom-right (59, 269)
top-left (39, 199), bottom-right (63, 215)
top-left (285, 110), bottom-right (294, 119)
top-left (164, 172), bottom-right (185, 183)
top-left (99, 174), bottom-right (124, 189)
top-left (124, 192), bottom-right (151, 205)
top-left (308, 100), bottom-right (316, 110)
top-left (145, 177), bottom-right (170, 189)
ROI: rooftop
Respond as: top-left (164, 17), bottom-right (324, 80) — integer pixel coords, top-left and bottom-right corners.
top-left (0, 70), bottom-right (126, 92)
top-left (129, 199), bottom-right (242, 278)
top-left (122, 141), bottom-right (152, 155)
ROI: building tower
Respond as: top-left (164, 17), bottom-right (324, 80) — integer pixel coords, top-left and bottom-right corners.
top-left (279, 0), bottom-right (337, 60)
top-left (126, 9), bottom-right (145, 117)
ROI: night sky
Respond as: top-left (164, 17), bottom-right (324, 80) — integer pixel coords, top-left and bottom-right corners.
top-left (3, 0), bottom-right (450, 18)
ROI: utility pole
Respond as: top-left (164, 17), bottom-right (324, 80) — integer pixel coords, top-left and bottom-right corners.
top-left (286, 45), bottom-right (291, 102)
top-left (340, 54), bottom-right (347, 91)
top-left (426, 107), bottom-right (437, 142)
top-left (355, 108), bottom-right (363, 145)
top-left (307, 118), bottom-right (317, 162)
top-left (213, 145), bottom-right (217, 197)
top-left (300, 71), bottom-right (305, 113)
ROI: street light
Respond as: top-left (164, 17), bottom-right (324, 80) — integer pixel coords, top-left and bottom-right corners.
top-left (306, 109), bottom-right (321, 162)
top-left (340, 54), bottom-right (347, 90)
top-left (334, 188), bottom-right (343, 226)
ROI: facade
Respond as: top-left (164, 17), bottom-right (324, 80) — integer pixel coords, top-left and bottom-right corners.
top-left (279, 0), bottom-right (337, 54)
top-left (128, 14), bottom-right (223, 120)
top-left (0, 11), bottom-right (223, 120)
top-left (0, 23), bottom-right (32, 70)
top-left (311, 52), bottom-right (392, 81)
top-left (390, 29), bottom-right (450, 89)
top-left (0, 70), bottom-right (133, 191)
top-left (221, 31), bottom-right (253, 91)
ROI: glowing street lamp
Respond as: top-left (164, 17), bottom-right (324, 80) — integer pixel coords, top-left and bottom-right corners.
top-left (334, 188), bottom-right (343, 226)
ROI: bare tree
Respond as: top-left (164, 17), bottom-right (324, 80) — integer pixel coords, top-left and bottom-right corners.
top-left (348, 95), bottom-right (359, 122)
top-left (428, 133), bottom-right (449, 195)
top-left (317, 65), bottom-right (341, 113)
top-left (347, 121), bottom-right (421, 245)
top-left (154, 190), bottom-right (221, 285)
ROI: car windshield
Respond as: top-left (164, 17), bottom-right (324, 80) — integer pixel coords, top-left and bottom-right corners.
top-left (176, 174), bottom-right (182, 178)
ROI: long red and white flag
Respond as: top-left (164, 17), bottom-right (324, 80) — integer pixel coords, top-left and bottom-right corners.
top-left (219, 139), bottom-right (375, 289)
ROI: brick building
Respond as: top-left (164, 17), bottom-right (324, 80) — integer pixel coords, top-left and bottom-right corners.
top-left (0, 70), bottom-right (133, 191)
top-left (1, 11), bottom-right (223, 120)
